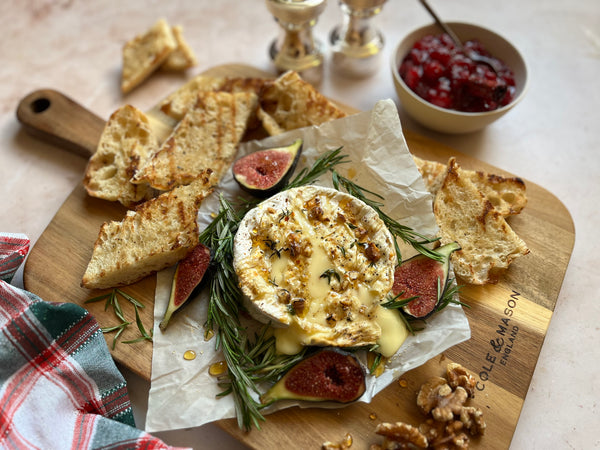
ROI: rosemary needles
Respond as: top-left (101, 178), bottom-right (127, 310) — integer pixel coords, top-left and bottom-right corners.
top-left (85, 289), bottom-right (153, 349)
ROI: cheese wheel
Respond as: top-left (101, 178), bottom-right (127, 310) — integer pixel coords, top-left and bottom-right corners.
top-left (233, 186), bottom-right (397, 353)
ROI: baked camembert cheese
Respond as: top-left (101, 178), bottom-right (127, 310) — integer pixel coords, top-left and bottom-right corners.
top-left (233, 186), bottom-right (407, 357)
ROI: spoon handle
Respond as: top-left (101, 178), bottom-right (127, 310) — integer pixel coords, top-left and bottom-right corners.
top-left (418, 0), bottom-right (463, 48)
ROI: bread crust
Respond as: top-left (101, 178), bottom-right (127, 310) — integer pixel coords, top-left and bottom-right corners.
top-left (121, 18), bottom-right (177, 94)
top-left (81, 176), bottom-right (213, 289)
top-left (413, 155), bottom-right (527, 216)
top-left (83, 105), bottom-right (158, 207)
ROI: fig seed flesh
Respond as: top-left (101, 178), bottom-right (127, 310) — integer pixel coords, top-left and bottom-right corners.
top-left (232, 139), bottom-right (302, 197)
top-left (393, 242), bottom-right (460, 318)
top-left (159, 243), bottom-right (211, 331)
top-left (260, 349), bottom-right (366, 404)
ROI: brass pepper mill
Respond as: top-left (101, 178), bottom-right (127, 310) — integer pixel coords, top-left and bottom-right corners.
top-left (330, 0), bottom-right (388, 78)
top-left (266, 0), bottom-right (327, 85)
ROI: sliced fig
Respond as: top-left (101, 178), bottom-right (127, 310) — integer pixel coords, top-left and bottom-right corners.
top-left (159, 243), bottom-right (211, 331)
top-left (232, 138), bottom-right (302, 197)
top-left (392, 242), bottom-right (460, 318)
top-left (260, 349), bottom-right (366, 405)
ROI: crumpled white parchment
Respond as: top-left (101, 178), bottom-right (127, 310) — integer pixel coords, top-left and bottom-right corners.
top-left (145, 99), bottom-right (470, 433)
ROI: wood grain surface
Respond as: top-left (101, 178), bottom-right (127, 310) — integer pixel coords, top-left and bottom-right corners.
top-left (21, 64), bottom-right (575, 449)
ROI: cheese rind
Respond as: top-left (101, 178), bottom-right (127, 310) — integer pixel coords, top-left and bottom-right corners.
top-left (233, 186), bottom-right (397, 351)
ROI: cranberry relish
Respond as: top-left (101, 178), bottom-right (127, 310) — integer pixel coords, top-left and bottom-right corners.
top-left (399, 33), bottom-right (515, 112)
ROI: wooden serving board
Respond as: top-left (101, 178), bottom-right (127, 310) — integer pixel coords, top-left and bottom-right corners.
top-left (20, 64), bottom-right (574, 449)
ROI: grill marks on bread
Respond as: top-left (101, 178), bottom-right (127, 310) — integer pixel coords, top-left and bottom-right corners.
top-left (413, 155), bottom-right (527, 217)
top-left (133, 91), bottom-right (258, 191)
top-left (81, 177), bottom-right (213, 290)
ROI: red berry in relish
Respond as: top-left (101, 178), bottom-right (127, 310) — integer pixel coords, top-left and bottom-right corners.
top-left (399, 33), bottom-right (515, 112)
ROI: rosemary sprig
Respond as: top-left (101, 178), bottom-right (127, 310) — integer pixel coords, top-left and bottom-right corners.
top-left (331, 170), bottom-right (442, 263)
top-left (123, 304), bottom-right (154, 344)
top-left (284, 147), bottom-right (350, 190)
top-left (199, 194), bottom-right (311, 430)
top-left (85, 289), bottom-right (152, 349)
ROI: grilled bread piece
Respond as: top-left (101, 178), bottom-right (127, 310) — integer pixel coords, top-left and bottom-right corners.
top-left (83, 105), bottom-right (158, 207)
top-left (258, 71), bottom-right (347, 135)
top-left (133, 91), bottom-right (258, 191)
top-left (161, 25), bottom-right (197, 71)
top-left (81, 176), bottom-right (213, 290)
top-left (121, 18), bottom-right (177, 94)
top-left (158, 75), bottom-right (266, 121)
top-left (413, 155), bottom-right (527, 216)
top-left (433, 158), bottom-right (529, 285)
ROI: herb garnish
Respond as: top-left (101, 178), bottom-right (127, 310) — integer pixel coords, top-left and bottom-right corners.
top-left (382, 278), bottom-right (466, 334)
top-left (85, 289), bottom-right (153, 349)
top-left (331, 170), bottom-right (442, 263)
top-left (199, 195), bottom-right (308, 430)
top-left (284, 146), bottom-right (349, 190)
top-left (320, 268), bottom-right (341, 284)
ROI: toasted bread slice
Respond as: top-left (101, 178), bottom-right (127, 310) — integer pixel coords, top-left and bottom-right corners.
top-left (413, 155), bottom-right (527, 216)
top-left (121, 19), bottom-right (177, 94)
top-left (258, 71), bottom-right (347, 135)
top-left (158, 75), bottom-right (227, 120)
top-left (467, 170), bottom-right (527, 216)
top-left (134, 91), bottom-right (258, 191)
top-left (161, 25), bottom-right (197, 71)
top-left (81, 176), bottom-right (213, 290)
top-left (83, 105), bottom-right (158, 207)
top-left (413, 156), bottom-right (447, 195)
top-left (158, 75), bottom-right (267, 121)
top-left (433, 158), bottom-right (529, 285)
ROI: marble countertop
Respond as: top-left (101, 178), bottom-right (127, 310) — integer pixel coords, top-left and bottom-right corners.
top-left (1, 1), bottom-right (598, 448)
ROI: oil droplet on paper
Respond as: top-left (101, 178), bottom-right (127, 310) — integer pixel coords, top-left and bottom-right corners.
top-left (183, 350), bottom-right (196, 361)
top-left (209, 360), bottom-right (227, 376)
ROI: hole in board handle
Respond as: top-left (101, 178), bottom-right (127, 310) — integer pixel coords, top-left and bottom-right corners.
top-left (31, 97), bottom-right (51, 114)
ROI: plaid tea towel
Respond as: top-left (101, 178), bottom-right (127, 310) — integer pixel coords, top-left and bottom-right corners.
top-left (0, 233), bottom-right (29, 283)
top-left (0, 233), bottom-right (187, 450)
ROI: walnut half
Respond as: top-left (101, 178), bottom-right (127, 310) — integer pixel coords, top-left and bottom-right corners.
top-left (446, 363), bottom-right (476, 398)
top-left (417, 378), bottom-right (469, 422)
top-left (373, 422), bottom-right (428, 449)
top-left (419, 419), bottom-right (470, 450)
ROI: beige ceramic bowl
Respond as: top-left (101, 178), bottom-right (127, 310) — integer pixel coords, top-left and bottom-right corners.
top-left (391, 22), bottom-right (528, 134)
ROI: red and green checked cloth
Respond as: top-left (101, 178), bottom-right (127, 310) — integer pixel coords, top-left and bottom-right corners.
top-left (0, 233), bottom-right (29, 284)
top-left (0, 233), bottom-right (187, 450)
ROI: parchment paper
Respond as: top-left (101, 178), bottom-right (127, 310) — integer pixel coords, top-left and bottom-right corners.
top-left (145, 99), bottom-right (470, 433)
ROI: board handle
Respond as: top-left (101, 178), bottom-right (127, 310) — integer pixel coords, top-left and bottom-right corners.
top-left (16, 89), bottom-right (105, 158)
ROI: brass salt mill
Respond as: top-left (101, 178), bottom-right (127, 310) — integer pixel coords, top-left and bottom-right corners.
top-left (330, 0), bottom-right (388, 78)
top-left (266, 0), bottom-right (327, 85)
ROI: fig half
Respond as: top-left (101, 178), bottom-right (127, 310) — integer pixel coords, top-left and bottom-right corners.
top-left (392, 242), bottom-right (460, 318)
top-left (232, 138), bottom-right (302, 197)
top-left (159, 243), bottom-right (211, 331)
top-left (260, 349), bottom-right (366, 405)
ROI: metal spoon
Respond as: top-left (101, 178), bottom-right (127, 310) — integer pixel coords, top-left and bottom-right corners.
top-left (418, 0), bottom-right (503, 74)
